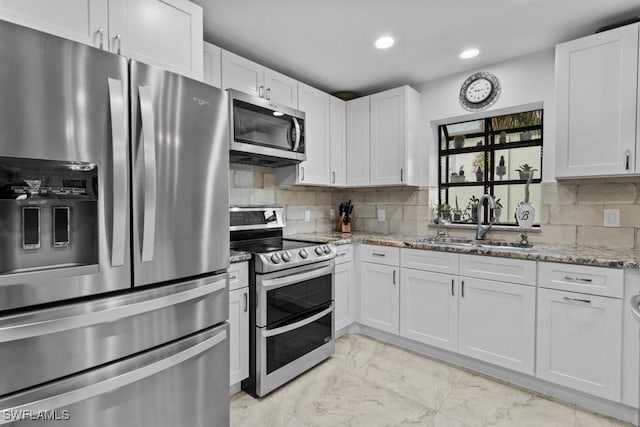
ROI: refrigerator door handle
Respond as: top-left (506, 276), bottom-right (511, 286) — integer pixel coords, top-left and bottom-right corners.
top-left (0, 329), bottom-right (227, 423)
top-left (138, 86), bottom-right (157, 263)
top-left (0, 276), bottom-right (227, 343)
top-left (107, 78), bottom-right (127, 267)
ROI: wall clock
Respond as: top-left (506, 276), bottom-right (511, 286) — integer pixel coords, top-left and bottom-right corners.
top-left (459, 71), bottom-right (501, 111)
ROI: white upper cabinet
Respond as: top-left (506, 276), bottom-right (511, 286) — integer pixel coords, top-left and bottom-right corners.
top-left (0, 0), bottom-right (204, 80)
top-left (555, 24), bottom-right (639, 178)
top-left (221, 50), bottom-right (298, 109)
top-left (330, 96), bottom-right (347, 186)
top-left (203, 41), bottom-right (221, 88)
top-left (296, 83), bottom-right (331, 185)
top-left (370, 86), bottom-right (421, 186)
top-left (0, 0), bottom-right (107, 48)
top-left (264, 68), bottom-right (298, 108)
top-left (346, 96), bottom-right (371, 186)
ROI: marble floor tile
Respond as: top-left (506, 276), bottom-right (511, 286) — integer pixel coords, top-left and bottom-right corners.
top-left (231, 334), bottom-right (632, 427)
top-left (289, 368), bottom-right (436, 427)
top-left (353, 343), bottom-right (464, 410)
top-left (575, 408), bottom-right (635, 427)
top-left (329, 333), bottom-right (387, 372)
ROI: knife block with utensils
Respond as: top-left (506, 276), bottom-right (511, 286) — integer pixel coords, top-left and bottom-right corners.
top-left (336, 214), bottom-right (354, 233)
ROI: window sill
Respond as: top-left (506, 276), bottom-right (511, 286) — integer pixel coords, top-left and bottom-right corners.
top-left (429, 223), bottom-right (541, 233)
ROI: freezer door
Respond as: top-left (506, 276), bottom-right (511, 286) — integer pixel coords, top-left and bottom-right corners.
top-left (0, 20), bottom-right (131, 310)
top-left (0, 323), bottom-right (230, 427)
top-left (0, 273), bottom-right (228, 397)
top-left (130, 60), bottom-right (230, 287)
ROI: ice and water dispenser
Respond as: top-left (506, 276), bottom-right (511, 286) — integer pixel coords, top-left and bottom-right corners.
top-left (0, 157), bottom-right (98, 275)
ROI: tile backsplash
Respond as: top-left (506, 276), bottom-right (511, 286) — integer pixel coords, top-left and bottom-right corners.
top-left (230, 164), bottom-right (640, 249)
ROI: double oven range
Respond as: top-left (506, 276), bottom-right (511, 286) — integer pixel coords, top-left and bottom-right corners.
top-left (230, 206), bottom-right (336, 397)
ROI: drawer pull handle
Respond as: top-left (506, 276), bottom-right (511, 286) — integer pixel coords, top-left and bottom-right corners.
top-left (451, 279), bottom-right (454, 296)
top-left (229, 274), bottom-right (238, 281)
top-left (244, 292), bottom-right (248, 312)
top-left (563, 296), bottom-right (591, 304)
top-left (392, 270), bottom-right (396, 285)
top-left (372, 253), bottom-right (386, 257)
top-left (461, 280), bottom-right (465, 298)
top-left (337, 252), bottom-right (347, 257)
top-left (563, 276), bottom-right (592, 283)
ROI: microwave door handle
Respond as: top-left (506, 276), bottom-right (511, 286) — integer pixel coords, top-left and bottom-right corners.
top-left (107, 78), bottom-right (127, 267)
top-left (291, 116), bottom-right (301, 152)
top-left (138, 86), bottom-right (157, 263)
top-left (0, 329), bottom-right (226, 422)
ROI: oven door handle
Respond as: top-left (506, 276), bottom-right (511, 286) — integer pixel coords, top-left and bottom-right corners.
top-left (260, 263), bottom-right (334, 290)
top-left (262, 304), bottom-right (333, 338)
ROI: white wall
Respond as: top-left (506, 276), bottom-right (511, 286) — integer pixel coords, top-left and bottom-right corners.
top-left (416, 49), bottom-right (556, 185)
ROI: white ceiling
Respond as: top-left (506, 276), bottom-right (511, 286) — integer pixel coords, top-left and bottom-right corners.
top-left (194, 0), bottom-right (640, 96)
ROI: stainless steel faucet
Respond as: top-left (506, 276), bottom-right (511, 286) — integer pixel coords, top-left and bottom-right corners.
top-left (476, 194), bottom-right (497, 240)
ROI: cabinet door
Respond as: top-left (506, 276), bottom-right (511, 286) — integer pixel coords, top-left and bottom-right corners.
top-left (229, 287), bottom-right (249, 386)
top-left (346, 96), bottom-right (370, 186)
top-left (203, 41), bottom-right (221, 88)
top-left (334, 260), bottom-right (354, 333)
top-left (0, 0), bottom-right (107, 48)
top-left (370, 86), bottom-right (406, 185)
top-left (458, 277), bottom-right (535, 375)
top-left (400, 269), bottom-right (458, 352)
top-left (555, 24), bottom-right (638, 178)
top-left (109, 0), bottom-right (203, 80)
top-left (264, 68), bottom-right (297, 109)
top-left (221, 50), bottom-right (264, 97)
top-left (360, 262), bottom-right (399, 334)
top-left (330, 96), bottom-right (347, 187)
top-left (297, 83), bottom-right (331, 185)
top-left (537, 288), bottom-right (622, 401)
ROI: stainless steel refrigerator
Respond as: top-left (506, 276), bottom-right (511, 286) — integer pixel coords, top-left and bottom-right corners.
top-left (0, 20), bottom-right (230, 426)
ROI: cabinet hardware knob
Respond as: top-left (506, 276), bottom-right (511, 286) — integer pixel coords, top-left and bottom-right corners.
top-left (451, 279), bottom-right (454, 296)
top-left (259, 85), bottom-right (264, 98)
top-left (461, 280), bottom-right (465, 297)
top-left (393, 270), bottom-right (396, 285)
top-left (401, 168), bottom-right (404, 182)
top-left (266, 88), bottom-right (271, 100)
top-left (114, 34), bottom-right (122, 55)
top-left (244, 292), bottom-right (248, 312)
top-left (563, 276), bottom-right (592, 283)
top-left (300, 167), bottom-right (304, 181)
top-left (563, 296), bottom-right (591, 304)
top-left (372, 253), bottom-right (386, 257)
top-left (96, 28), bottom-right (104, 49)
top-left (625, 150), bottom-right (631, 170)
top-left (229, 275), bottom-right (237, 281)
top-left (332, 171), bottom-right (336, 184)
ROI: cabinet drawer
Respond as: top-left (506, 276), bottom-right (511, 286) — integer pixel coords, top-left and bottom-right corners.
top-left (335, 244), bottom-right (354, 265)
top-left (360, 244), bottom-right (400, 266)
top-left (460, 255), bottom-right (536, 286)
top-left (228, 261), bottom-right (249, 291)
top-left (538, 262), bottom-right (623, 298)
top-left (401, 249), bottom-right (459, 274)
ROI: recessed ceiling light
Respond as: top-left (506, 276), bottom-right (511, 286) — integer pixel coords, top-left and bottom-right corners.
top-left (460, 48), bottom-right (480, 59)
top-left (273, 111), bottom-right (284, 117)
top-left (375, 36), bottom-right (395, 49)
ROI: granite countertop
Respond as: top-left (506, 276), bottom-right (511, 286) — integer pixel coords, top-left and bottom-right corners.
top-left (230, 250), bottom-right (252, 263)
top-left (288, 231), bottom-right (640, 269)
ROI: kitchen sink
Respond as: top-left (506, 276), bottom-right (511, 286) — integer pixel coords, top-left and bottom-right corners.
top-left (415, 238), bottom-right (533, 251)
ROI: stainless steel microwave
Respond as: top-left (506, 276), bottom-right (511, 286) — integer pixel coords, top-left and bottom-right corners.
top-left (228, 89), bottom-right (305, 167)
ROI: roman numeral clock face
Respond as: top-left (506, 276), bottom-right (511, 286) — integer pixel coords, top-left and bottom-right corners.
top-left (459, 72), bottom-right (501, 111)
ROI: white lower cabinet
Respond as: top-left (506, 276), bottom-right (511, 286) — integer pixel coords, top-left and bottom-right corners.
top-left (334, 246), bottom-right (354, 332)
top-left (229, 285), bottom-right (249, 386)
top-left (457, 277), bottom-right (536, 375)
top-left (360, 262), bottom-right (399, 334)
top-left (536, 288), bottom-right (622, 401)
top-left (400, 268), bottom-right (458, 352)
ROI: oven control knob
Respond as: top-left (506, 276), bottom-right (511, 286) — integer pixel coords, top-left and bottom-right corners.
top-left (323, 245), bottom-right (331, 254)
top-left (270, 253), bottom-right (281, 264)
top-left (315, 246), bottom-right (324, 256)
top-left (299, 248), bottom-right (308, 259)
top-left (281, 251), bottom-right (291, 262)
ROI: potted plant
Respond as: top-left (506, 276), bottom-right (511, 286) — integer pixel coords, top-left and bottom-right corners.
top-left (464, 195), bottom-right (479, 223)
top-left (434, 203), bottom-right (452, 224)
top-left (496, 155), bottom-right (506, 179)
top-left (515, 163), bottom-right (536, 180)
top-left (452, 196), bottom-right (462, 221)
top-left (492, 198), bottom-right (503, 222)
top-left (450, 165), bottom-right (465, 183)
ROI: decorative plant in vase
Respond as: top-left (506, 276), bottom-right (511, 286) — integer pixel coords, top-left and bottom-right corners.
top-left (452, 196), bottom-right (462, 222)
top-left (515, 163), bottom-right (536, 181)
top-left (492, 198), bottom-right (503, 222)
top-left (434, 203), bottom-right (452, 224)
top-left (496, 155), bottom-right (506, 180)
top-left (450, 165), bottom-right (465, 183)
top-left (463, 195), bottom-right (479, 223)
